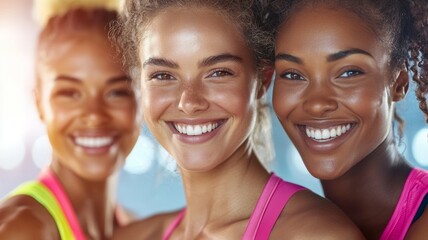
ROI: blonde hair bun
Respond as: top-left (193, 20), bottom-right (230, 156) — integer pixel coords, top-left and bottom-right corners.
top-left (33, 0), bottom-right (122, 27)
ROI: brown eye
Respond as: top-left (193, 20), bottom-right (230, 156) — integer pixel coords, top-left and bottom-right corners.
top-left (107, 88), bottom-right (133, 98)
top-left (56, 89), bottom-right (81, 99)
top-left (280, 72), bottom-right (305, 81)
top-left (209, 70), bottom-right (233, 77)
top-left (151, 73), bottom-right (175, 80)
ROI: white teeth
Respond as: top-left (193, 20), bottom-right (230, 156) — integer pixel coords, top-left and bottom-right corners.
top-left (75, 137), bottom-right (113, 148)
top-left (305, 124), bottom-right (353, 142)
top-left (321, 129), bottom-right (330, 139)
top-left (174, 122), bottom-right (219, 136)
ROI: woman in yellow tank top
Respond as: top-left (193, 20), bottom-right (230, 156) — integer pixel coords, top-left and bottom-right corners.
top-left (0, 1), bottom-right (141, 239)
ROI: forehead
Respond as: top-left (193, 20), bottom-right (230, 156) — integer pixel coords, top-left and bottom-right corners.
top-left (276, 6), bottom-right (383, 55)
top-left (140, 7), bottom-right (252, 62)
top-left (36, 31), bottom-right (125, 83)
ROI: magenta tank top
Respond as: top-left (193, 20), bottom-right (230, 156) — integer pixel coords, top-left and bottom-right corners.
top-left (162, 173), bottom-right (305, 240)
top-left (380, 168), bottom-right (428, 240)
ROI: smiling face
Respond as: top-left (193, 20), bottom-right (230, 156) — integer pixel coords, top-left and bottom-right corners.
top-left (273, 6), bottom-right (400, 180)
top-left (36, 31), bottom-right (140, 181)
top-left (139, 7), bottom-right (259, 172)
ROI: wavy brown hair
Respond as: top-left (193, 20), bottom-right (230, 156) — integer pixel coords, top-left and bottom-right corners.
top-left (111, 0), bottom-right (276, 166)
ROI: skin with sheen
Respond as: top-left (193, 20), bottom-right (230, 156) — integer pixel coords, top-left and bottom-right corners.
top-left (112, 2), bottom-right (364, 239)
top-left (0, 9), bottom-right (140, 240)
top-left (272, 0), bottom-right (428, 238)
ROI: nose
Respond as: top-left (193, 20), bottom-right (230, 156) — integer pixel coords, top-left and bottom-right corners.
top-left (178, 86), bottom-right (209, 115)
top-left (303, 84), bottom-right (338, 117)
top-left (81, 95), bottom-right (109, 127)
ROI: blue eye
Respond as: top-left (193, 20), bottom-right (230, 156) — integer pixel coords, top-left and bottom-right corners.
top-left (280, 72), bottom-right (305, 81)
top-left (151, 73), bottom-right (175, 80)
top-left (339, 70), bottom-right (363, 78)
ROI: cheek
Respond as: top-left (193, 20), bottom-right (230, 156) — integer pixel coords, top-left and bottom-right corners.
top-left (345, 85), bottom-right (391, 119)
top-left (272, 83), bottom-right (297, 122)
top-left (141, 86), bottom-right (175, 123)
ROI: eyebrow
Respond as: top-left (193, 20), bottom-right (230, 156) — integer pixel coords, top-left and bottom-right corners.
top-left (55, 75), bottom-right (81, 83)
top-left (143, 58), bottom-right (179, 68)
top-left (275, 48), bottom-right (373, 65)
top-left (327, 48), bottom-right (373, 62)
top-left (199, 53), bottom-right (243, 67)
top-left (107, 76), bottom-right (131, 84)
top-left (54, 75), bottom-right (130, 84)
top-left (275, 53), bottom-right (303, 64)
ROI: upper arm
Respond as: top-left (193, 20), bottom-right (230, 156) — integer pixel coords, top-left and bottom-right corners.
top-left (0, 205), bottom-right (52, 240)
top-left (0, 196), bottom-right (58, 240)
top-left (405, 210), bottom-right (428, 240)
top-left (273, 190), bottom-right (364, 239)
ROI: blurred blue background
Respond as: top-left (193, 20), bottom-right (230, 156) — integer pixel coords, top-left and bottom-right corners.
top-left (1, 0), bottom-right (427, 219)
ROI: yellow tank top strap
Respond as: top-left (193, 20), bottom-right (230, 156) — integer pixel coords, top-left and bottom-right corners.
top-left (9, 181), bottom-right (75, 240)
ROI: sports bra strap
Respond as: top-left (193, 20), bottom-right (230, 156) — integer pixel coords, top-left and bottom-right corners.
top-left (162, 209), bottom-right (186, 240)
top-left (10, 182), bottom-right (75, 239)
top-left (243, 174), bottom-right (304, 240)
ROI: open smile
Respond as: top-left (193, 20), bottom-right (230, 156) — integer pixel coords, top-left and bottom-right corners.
top-left (74, 136), bottom-right (114, 148)
top-left (173, 121), bottom-right (224, 136)
top-left (305, 123), bottom-right (354, 142)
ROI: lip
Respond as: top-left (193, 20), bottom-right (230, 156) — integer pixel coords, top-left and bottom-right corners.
top-left (167, 118), bottom-right (227, 144)
top-left (297, 121), bottom-right (357, 152)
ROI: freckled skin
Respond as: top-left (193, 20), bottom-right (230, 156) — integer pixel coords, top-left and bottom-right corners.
top-left (112, 6), bottom-right (364, 240)
top-left (273, 5), bottom-right (413, 238)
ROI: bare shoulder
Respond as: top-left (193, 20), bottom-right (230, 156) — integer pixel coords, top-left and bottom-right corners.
top-left (272, 190), bottom-right (364, 239)
top-left (405, 209), bottom-right (428, 239)
top-left (0, 195), bottom-right (59, 239)
top-left (113, 209), bottom-right (183, 240)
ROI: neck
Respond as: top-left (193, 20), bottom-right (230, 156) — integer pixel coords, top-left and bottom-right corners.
top-left (178, 142), bottom-right (270, 238)
top-left (321, 132), bottom-right (411, 239)
top-left (49, 162), bottom-right (118, 240)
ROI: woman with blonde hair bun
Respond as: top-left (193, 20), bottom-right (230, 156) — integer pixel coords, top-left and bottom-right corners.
top-left (0, 0), bottom-right (140, 239)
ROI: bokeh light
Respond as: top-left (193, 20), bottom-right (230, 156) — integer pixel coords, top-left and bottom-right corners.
top-left (124, 136), bottom-right (155, 174)
top-left (32, 134), bottom-right (52, 169)
top-left (412, 128), bottom-right (428, 167)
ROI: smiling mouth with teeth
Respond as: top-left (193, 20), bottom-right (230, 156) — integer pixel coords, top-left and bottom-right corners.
top-left (174, 122), bottom-right (220, 136)
top-left (305, 124), bottom-right (353, 142)
top-left (75, 136), bottom-right (114, 148)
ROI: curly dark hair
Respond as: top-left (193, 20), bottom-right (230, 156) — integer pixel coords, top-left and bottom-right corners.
top-left (267, 0), bottom-right (428, 136)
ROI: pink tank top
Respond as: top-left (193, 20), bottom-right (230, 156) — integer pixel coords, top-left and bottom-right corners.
top-left (162, 173), bottom-right (305, 240)
top-left (380, 168), bottom-right (428, 240)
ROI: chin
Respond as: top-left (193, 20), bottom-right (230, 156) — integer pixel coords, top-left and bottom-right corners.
top-left (305, 160), bottom-right (347, 181)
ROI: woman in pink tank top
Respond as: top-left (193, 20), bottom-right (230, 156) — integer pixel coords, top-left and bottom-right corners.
top-left (0, 2), bottom-right (140, 239)
top-left (269, 0), bottom-right (428, 239)
top-left (111, 1), bottom-right (363, 239)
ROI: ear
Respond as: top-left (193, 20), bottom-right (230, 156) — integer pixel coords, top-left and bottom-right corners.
top-left (391, 69), bottom-right (409, 102)
top-left (34, 87), bottom-right (45, 122)
top-left (257, 66), bottom-right (274, 99)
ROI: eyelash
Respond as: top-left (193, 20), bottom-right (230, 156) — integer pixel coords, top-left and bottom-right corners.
top-left (55, 89), bottom-right (81, 98)
top-left (279, 70), bottom-right (305, 81)
top-left (150, 72), bottom-right (175, 81)
top-left (207, 68), bottom-right (234, 78)
top-left (338, 69), bottom-right (364, 78)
